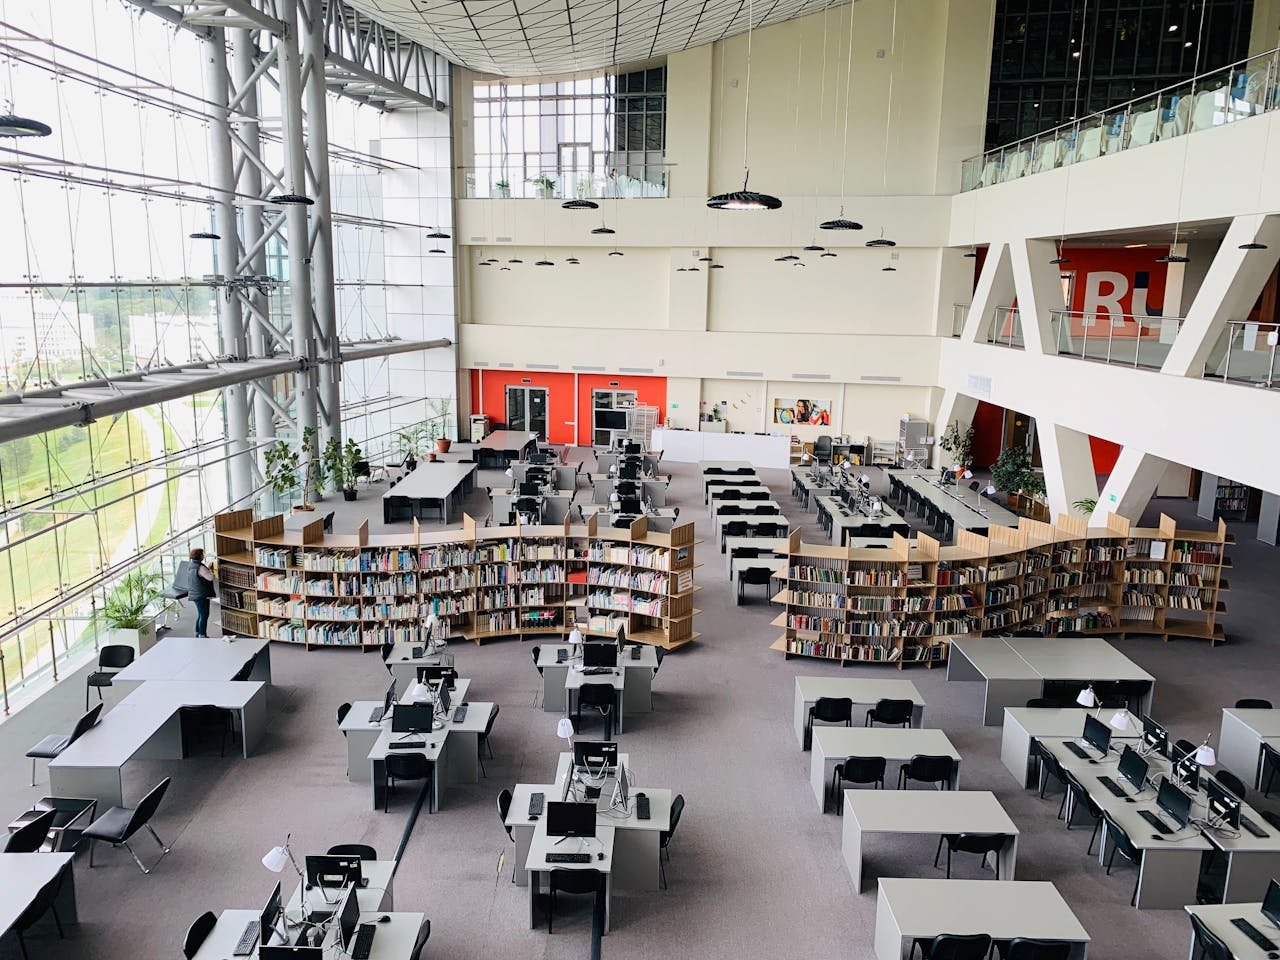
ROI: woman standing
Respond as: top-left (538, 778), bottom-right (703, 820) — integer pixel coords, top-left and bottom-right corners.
top-left (188, 547), bottom-right (216, 638)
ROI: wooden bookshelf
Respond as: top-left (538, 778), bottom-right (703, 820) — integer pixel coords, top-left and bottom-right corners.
top-left (771, 512), bottom-right (1230, 669)
top-left (214, 511), bottom-right (698, 651)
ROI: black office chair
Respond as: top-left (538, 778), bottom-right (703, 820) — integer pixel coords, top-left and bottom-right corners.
top-left (26, 702), bottom-right (102, 786)
top-left (934, 832), bottom-right (1008, 879)
top-left (828, 756), bottom-right (886, 813)
top-left (384, 754), bottom-right (432, 813)
top-left (660, 794), bottom-right (684, 889)
top-left (898, 754), bottom-right (954, 790)
top-left (1035, 744), bottom-right (1068, 800)
top-left (1262, 742), bottom-right (1280, 798)
top-left (82, 776), bottom-right (172, 874)
top-left (3, 809), bottom-right (57, 854)
top-left (327, 844), bottom-right (377, 861)
top-left (409, 919), bottom-right (432, 960)
top-left (163, 560), bottom-right (191, 614)
top-left (183, 911), bottom-right (217, 959)
top-left (179, 704), bottom-right (235, 757)
top-left (611, 517), bottom-right (632, 529)
top-left (998, 938), bottom-right (1073, 960)
top-left (717, 504), bottom-right (742, 515)
top-left (336, 702), bottom-right (352, 727)
top-left (1214, 769), bottom-right (1248, 800)
top-left (1062, 769), bottom-right (1103, 852)
top-left (866, 698), bottom-right (914, 728)
top-left (575, 683), bottom-right (616, 740)
top-left (718, 489), bottom-right (742, 500)
top-left (911, 932), bottom-right (992, 960)
top-left (547, 869), bottom-right (604, 933)
top-left (755, 522), bottom-right (782, 538)
top-left (1024, 697), bottom-right (1058, 708)
top-left (805, 697), bottom-right (854, 750)
top-left (722, 520), bottom-right (748, 550)
top-left (230, 654), bottom-right (256, 683)
top-left (751, 504), bottom-right (777, 515)
top-left (1100, 810), bottom-right (1142, 906)
top-left (1236, 698), bottom-right (1273, 710)
top-left (736, 566), bottom-right (774, 605)
top-left (85, 644), bottom-right (135, 708)
top-left (497, 789), bottom-right (516, 881)
top-left (478, 705), bottom-right (500, 776)
top-left (12, 867), bottom-right (69, 960)
top-left (813, 435), bottom-right (834, 465)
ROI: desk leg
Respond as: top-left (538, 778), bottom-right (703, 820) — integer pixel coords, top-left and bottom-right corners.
top-left (873, 890), bottom-right (906, 960)
top-left (513, 826), bottom-right (533, 888)
top-left (793, 693), bottom-right (810, 747)
top-left (809, 743), bottom-right (830, 812)
top-left (950, 762), bottom-right (961, 790)
top-left (370, 758), bottom-right (385, 811)
top-left (528, 870), bottom-right (540, 929)
top-left (1133, 846), bottom-right (1201, 909)
top-left (623, 669), bottom-right (651, 714)
top-left (611, 827), bottom-right (660, 890)
top-left (1001, 720), bottom-right (1035, 787)
top-left (615, 690), bottom-right (625, 735)
top-left (54, 860), bottom-right (77, 923)
top-left (1223, 849), bottom-right (1280, 903)
top-left (604, 874), bottom-right (612, 934)
top-left (910, 704), bottom-right (925, 729)
top-left (841, 799), bottom-right (865, 892)
top-left (444, 731), bottom-right (479, 785)
top-left (240, 686), bottom-right (268, 756)
top-left (252, 646), bottom-right (273, 685)
top-left (1000, 835), bottom-right (1018, 881)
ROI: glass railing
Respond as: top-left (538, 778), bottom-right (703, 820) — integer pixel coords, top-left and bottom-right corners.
top-left (1051, 310), bottom-right (1184, 369)
top-left (961, 46), bottom-right (1280, 191)
top-left (952, 303), bottom-right (969, 338)
top-left (461, 165), bottom-right (672, 199)
top-left (984, 306), bottom-right (1024, 349)
top-left (1204, 319), bottom-right (1280, 387)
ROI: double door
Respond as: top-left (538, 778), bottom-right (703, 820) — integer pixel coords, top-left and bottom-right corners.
top-left (506, 386), bottom-right (548, 440)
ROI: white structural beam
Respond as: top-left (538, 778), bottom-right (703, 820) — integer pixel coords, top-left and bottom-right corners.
top-left (962, 241), bottom-right (1013, 343)
top-left (1038, 421), bottom-right (1099, 518)
top-left (1095, 447), bottom-right (1173, 522)
top-left (1008, 238), bottom-right (1066, 355)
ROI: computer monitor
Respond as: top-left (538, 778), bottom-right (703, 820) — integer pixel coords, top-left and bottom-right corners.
top-left (518, 480), bottom-right (541, 497)
top-left (378, 678), bottom-right (395, 721)
top-left (574, 739), bottom-right (618, 771)
top-left (1172, 750), bottom-right (1201, 791)
top-left (618, 463), bottom-right (639, 480)
top-left (304, 854), bottom-right (364, 889)
top-left (436, 683), bottom-right (452, 719)
top-left (260, 881), bottom-right (284, 944)
top-left (416, 665), bottom-right (457, 687)
top-left (1140, 714), bottom-right (1169, 756)
top-left (1262, 879), bottom-right (1280, 928)
top-left (336, 885), bottom-right (361, 954)
top-left (613, 762), bottom-right (630, 809)
top-left (1204, 776), bottom-right (1243, 829)
top-left (1157, 778), bottom-right (1192, 828)
top-left (546, 801), bottom-right (597, 839)
top-left (1117, 745), bottom-right (1148, 792)
top-left (1082, 714), bottom-right (1112, 754)
top-left (531, 453), bottom-right (550, 465)
top-left (391, 702), bottom-right (434, 733)
top-left (582, 642), bottom-right (618, 668)
top-left (623, 441), bottom-right (641, 454)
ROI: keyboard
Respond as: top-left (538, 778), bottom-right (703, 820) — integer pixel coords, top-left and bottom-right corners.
top-left (636, 794), bottom-right (651, 820)
top-left (1097, 776), bottom-right (1127, 798)
top-left (388, 740), bottom-right (425, 750)
top-left (453, 703), bottom-right (468, 723)
top-left (546, 852), bottom-right (592, 864)
top-left (1242, 815), bottom-right (1269, 837)
top-left (350, 923), bottom-right (377, 960)
top-left (1231, 918), bottom-right (1278, 951)
top-left (1138, 809), bottom-right (1172, 834)
top-left (233, 920), bottom-right (260, 957)
top-left (368, 706), bottom-right (385, 724)
top-left (1064, 741), bottom-right (1092, 760)
top-left (528, 792), bottom-right (545, 817)
top-left (582, 667), bottom-right (614, 676)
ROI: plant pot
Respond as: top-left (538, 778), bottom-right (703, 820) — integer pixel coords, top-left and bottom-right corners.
top-left (343, 489), bottom-right (358, 501)
top-left (535, 185), bottom-right (552, 199)
top-left (427, 453), bottom-right (438, 462)
top-left (112, 621), bottom-right (157, 656)
top-left (495, 186), bottom-right (511, 199)
top-left (435, 438), bottom-right (452, 454)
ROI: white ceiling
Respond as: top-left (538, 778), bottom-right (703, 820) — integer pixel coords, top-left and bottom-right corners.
top-left (348, 0), bottom-right (847, 78)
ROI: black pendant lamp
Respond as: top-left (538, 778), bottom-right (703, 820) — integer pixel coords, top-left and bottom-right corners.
top-left (1240, 241), bottom-right (1269, 250)
top-left (820, 207), bottom-right (863, 231)
top-left (190, 231), bottom-right (220, 240)
top-left (566, 257), bottom-right (580, 265)
top-left (426, 227), bottom-right (451, 239)
top-left (562, 199), bottom-right (599, 210)
top-left (608, 250), bottom-right (624, 257)
top-left (710, 263), bottom-right (724, 269)
top-left (269, 193), bottom-right (314, 206)
top-left (536, 259), bottom-right (555, 267)
top-left (508, 258), bottom-right (524, 264)
top-left (591, 225), bottom-right (615, 235)
top-left (429, 247), bottom-right (447, 255)
top-left (803, 242), bottom-right (825, 252)
top-left (708, 172), bottom-right (782, 211)
top-left (0, 113), bottom-right (52, 137)
top-left (820, 251), bottom-right (837, 258)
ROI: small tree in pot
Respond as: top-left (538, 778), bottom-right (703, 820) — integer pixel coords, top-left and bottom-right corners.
top-left (92, 570), bottom-right (164, 654)
top-left (326, 437), bottom-right (363, 501)
top-left (991, 445), bottom-right (1046, 504)
top-left (938, 420), bottom-right (974, 471)
top-left (264, 440), bottom-right (300, 511)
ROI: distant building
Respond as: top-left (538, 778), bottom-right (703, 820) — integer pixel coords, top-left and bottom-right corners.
top-left (128, 312), bottom-right (220, 368)
top-left (0, 292), bottom-right (97, 380)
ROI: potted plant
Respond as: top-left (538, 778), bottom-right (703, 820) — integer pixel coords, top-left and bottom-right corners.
top-left (92, 570), bottom-right (164, 655)
top-left (340, 439), bottom-right (362, 500)
top-left (428, 397), bottom-right (453, 454)
top-left (323, 436), bottom-right (356, 500)
top-left (1072, 497), bottom-right (1098, 517)
top-left (494, 179), bottom-right (511, 199)
top-left (938, 420), bottom-right (975, 472)
top-left (527, 174), bottom-right (556, 199)
top-left (298, 426), bottom-right (326, 507)
top-left (264, 440), bottom-right (300, 512)
top-left (395, 425), bottom-right (424, 470)
top-left (991, 445), bottom-right (1046, 506)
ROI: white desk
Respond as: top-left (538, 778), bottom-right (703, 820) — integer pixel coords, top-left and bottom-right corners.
top-left (565, 668), bottom-right (627, 734)
top-left (341, 679), bottom-right (471, 783)
top-left (654, 428), bottom-right (790, 468)
top-left (892, 470), bottom-right (1020, 531)
top-left (537, 644), bottom-right (656, 715)
top-left (385, 642), bottom-right (454, 697)
top-left (1185, 902), bottom-right (1280, 960)
top-left (0, 853), bottom-right (76, 935)
top-left (724, 537), bottom-right (787, 579)
top-left (191, 909), bottom-right (425, 960)
top-left (113, 635), bottom-right (271, 692)
top-left (793, 676), bottom-right (926, 746)
top-left (874, 879), bottom-right (1089, 960)
top-left (843, 790), bottom-right (1018, 892)
top-left (1000, 707), bottom-right (1141, 787)
top-left (717, 514), bottom-right (790, 551)
top-left (526, 820), bottom-right (615, 933)
top-left (49, 680), bottom-right (267, 807)
top-left (1219, 708), bottom-right (1280, 788)
top-left (382, 461), bottom-right (476, 523)
top-left (479, 430), bottom-right (537, 465)
top-left (286, 860), bottom-right (395, 915)
top-left (708, 483), bottom-right (772, 505)
top-left (810, 728), bottom-right (961, 811)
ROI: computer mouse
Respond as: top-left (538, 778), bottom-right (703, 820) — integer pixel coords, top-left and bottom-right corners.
top-left (377, 915), bottom-right (391, 923)
top-left (596, 852), bottom-right (604, 861)
top-left (635, 792), bottom-right (646, 800)
top-left (1124, 797), bottom-right (1135, 803)
top-left (529, 813), bottom-right (539, 820)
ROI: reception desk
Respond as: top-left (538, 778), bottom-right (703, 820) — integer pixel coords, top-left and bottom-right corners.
top-left (652, 428), bottom-right (790, 469)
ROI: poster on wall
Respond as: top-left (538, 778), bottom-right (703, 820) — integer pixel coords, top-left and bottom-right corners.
top-left (772, 398), bottom-right (831, 426)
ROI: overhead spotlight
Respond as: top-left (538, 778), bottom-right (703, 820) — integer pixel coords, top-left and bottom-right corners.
top-left (508, 258), bottom-right (524, 264)
top-left (591, 225), bottom-right (616, 235)
top-left (478, 260), bottom-right (492, 266)
top-left (1155, 254), bottom-right (1191, 263)
top-left (676, 267), bottom-right (689, 272)
top-left (0, 114), bottom-right (52, 137)
top-left (697, 256), bottom-right (713, 262)
top-left (707, 173), bottom-right (782, 211)
top-left (562, 199), bottom-right (599, 210)
top-left (1050, 256), bottom-right (1071, 264)
top-left (962, 249), bottom-right (977, 258)
top-left (710, 263), bottom-right (725, 269)
top-left (500, 266), bottom-right (511, 271)
top-left (190, 231), bottom-right (221, 240)
top-left (1240, 242), bottom-right (1269, 250)
top-left (882, 266), bottom-right (897, 272)
top-left (268, 193), bottom-right (314, 206)
top-left (689, 266), bottom-right (701, 272)
top-left (793, 262), bottom-right (806, 268)
top-left (566, 257), bottom-right (580, 264)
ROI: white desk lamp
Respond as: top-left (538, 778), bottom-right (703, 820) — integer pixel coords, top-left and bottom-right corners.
top-left (962, 469), bottom-right (974, 480)
top-left (1193, 737), bottom-right (1217, 767)
top-left (984, 484), bottom-right (997, 496)
top-left (1109, 710), bottom-right (1138, 734)
top-left (262, 834), bottom-right (316, 920)
top-left (409, 678), bottom-right (432, 703)
top-left (1076, 686), bottom-right (1099, 709)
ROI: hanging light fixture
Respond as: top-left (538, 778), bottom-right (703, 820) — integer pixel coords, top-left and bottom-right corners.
top-left (820, 3), bottom-right (864, 233)
top-left (268, 193), bottom-right (314, 206)
top-left (821, 211), bottom-right (863, 231)
top-left (536, 259), bottom-right (555, 267)
top-left (707, 0), bottom-right (781, 211)
top-left (591, 225), bottom-right (615, 235)
top-left (1240, 241), bottom-right (1269, 250)
top-left (190, 231), bottom-right (220, 240)
top-left (820, 251), bottom-right (838, 259)
top-left (866, 229), bottom-right (896, 248)
top-left (963, 247), bottom-right (978, 258)
top-left (676, 267), bottom-right (689, 273)
top-left (429, 247), bottom-right (447, 255)
top-left (697, 256), bottom-right (713, 263)
top-left (1050, 240), bottom-right (1071, 266)
top-left (508, 257), bottom-right (524, 264)
top-left (803, 242), bottom-right (825, 252)
top-left (608, 250), bottom-right (624, 257)
top-left (1155, 250), bottom-right (1191, 264)
top-left (0, 109), bottom-right (52, 138)
top-left (426, 227), bottom-right (451, 239)
top-left (566, 257), bottom-right (580, 265)
top-left (562, 198), bottom-right (599, 210)
top-left (710, 263), bottom-right (725, 269)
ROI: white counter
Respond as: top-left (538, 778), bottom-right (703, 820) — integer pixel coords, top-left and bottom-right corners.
top-left (652, 427), bottom-right (790, 469)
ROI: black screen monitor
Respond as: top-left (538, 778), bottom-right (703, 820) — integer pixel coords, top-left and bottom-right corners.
top-left (336, 885), bottom-right (361, 953)
top-left (531, 453), bottom-right (550, 464)
top-left (1117, 745), bottom-right (1148, 792)
top-left (574, 739), bottom-right (618, 770)
top-left (583, 642), bottom-right (618, 668)
top-left (1204, 776), bottom-right (1242, 829)
top-left (1157, 778), bottom-right (1192, 828)
top-left (546, 801), bottom-right (597, 839)
top-left (378, 678), bottom-right (395, 721)
top-left (614, 762), bottom-right (630, 808)
top-left (417, 665), bottom-right (456, 687)
top-left (518, 481), bottom-right (540, 496)
top-left (1172, 750), bottom-right (1201, 791)
top-left (391, 702), bottom-right (434, 733)
top-left (598, 411), bottom-right (628, 430)
top-left (619, 497), bottom-right (643, 516)
top-left (1262, 879), bottom-right (1280, 928)
top-left (623, 441), bottom-right (641, 454)
top-left (1082, 714), bottom-right (1112, 754)
top-left (618, 465), bottom-right (640, 481)
top-left (438, 683), bottom-right (452, 717)
top-left (260, 881), bottom-right (283, 944)
top-left (304, 854), bottom-right (364, 889)
top-left (1140, 714), bottom-right (1169, 756)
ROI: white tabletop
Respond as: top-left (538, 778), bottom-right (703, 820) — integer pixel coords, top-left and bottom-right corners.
top-left (526, 820), bottom-right (615, 873)
top-left (480, 430), bottom-right (537, 451)
top-left (893, 471), bottom-right (1020, 528)
top-left (700, 461), bottom-right (754, 473)
top-left (813, 727), bottom-right (960, 762)
top-left (537, 644), bottom-right (658, 669)
top-left (878, 878), bottom-right (1089, 942)
top-left (848, 790), bottom-right (1017, 835)
top-left (1224, 707), bottom-right (1280, 737)
top-left (287, 861), bottom-right (395, 915)
top-left (1007, 636), bottom-right (1154, 682)
top-left (0, 853), bottom-right (73, 933)
top-left (387, 641), bottom-right (453, 666)
top-left (795, 676), bottom-right (925, 706)
top-left (367, 696), bottom-right (493, 761)
top-left (949, 636), bottom-right (1056, 680)
top-left (382, 462), bottom-right (475, 501)
top-left (1004, 707), bottom-right (1143, 739)
top-left (398, 678), bottom-right (471, 706)
top-left (114, 635), bottom-right (268, 684)
top-left (1186, 903), bottom-right (1279, 958)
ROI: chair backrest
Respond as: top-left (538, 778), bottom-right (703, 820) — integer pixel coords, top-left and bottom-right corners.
top-left (579, 683), bottom-right (615, 708)
top-left (1038, 747), bottom-right (1065, 783)
top-left (168, 561), bottom-right (192, 596)
top-left (952, 832), bottom-right (1008, 856)
top-left (719, 489), bottom-right (741, 500)
top-left (741, 567), bottom-right (774, 586)
top-left (69, 702), bottom-right (104, 744)
top-left (336, 702), bottom-right (352, 726)
top-left (811, 697), bottom-right (853, 724)
top-left (1024, 697), bottom-right (1057, 708)
top-left (125, 777), bottom-right (172, 842)
top-left (183, 911), bottom-right (218, 959)
top-left (550, 868), bottom-right (604, 894)
top-left (1101, 810), bottom-right (1138, 862)
top-left (531, 645), bottom-right (542, 672)
top-left (718, 504), bottom-right (741, 515)
top-left (497, 789), bottom-right (512, 826)
top-left (663, 793), bottom-right (685, 846)
top-left (380, 643), bottom-right (394, 665)
top-left (386, 753), bottom-right (430, 779)
top-left (814, 436), bottom-right (833, 456)
top-left (725, 521), bottom-right (748, 536)
top-left (839, 756), bottom-right (887, 784)
top-left (15, 869), bottom-right (65, 935)
top-left (99, 644), bottom-right (136, 670)
top-left (1215, 769), bottom-right (1247, 799)
top-left (1189, 913), bottom-right (1233, 960)
top-left (327, 844), bottom-right (377, 861)
top-left (482, 704), bottom-right (500, 737)
top-left (906, 754), bottom-right (954, 784)
top-left (1173, 738), bottom-right (1196, 761)
top-left (928, 933), bottom-right (993, 960)
top-left (872, 698), bottom-right (914, 725)
top-left (3, 809), bottom-right (57, 853)
top-left (1236, 698), bottom-right (1273, 710)
top-left (1004, 938), bottom-right (1072, 960)
top-left (231, 654), bottom-right (256, 682)
top-left (409, 919), bottom-right (432, 960)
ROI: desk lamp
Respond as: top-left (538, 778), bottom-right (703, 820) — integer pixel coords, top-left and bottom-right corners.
top-left (1076, 686), bottom-right (1099, 710)
top-left (1192, 737), bottom-right (1217, 767)
top-left (263, 833), bottom-right (321, 920)
top-left (1109, 710), bottom-right (1138, 735)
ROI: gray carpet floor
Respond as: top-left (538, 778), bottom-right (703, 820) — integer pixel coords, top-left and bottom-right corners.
top-left (0, 449), bottom-right (1274, 960)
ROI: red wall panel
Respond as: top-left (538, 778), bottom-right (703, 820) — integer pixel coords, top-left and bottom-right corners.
top-left (1089, 435), bottom-right (1122, 475)
top-left (970, 401), bottom-right (1005, 469)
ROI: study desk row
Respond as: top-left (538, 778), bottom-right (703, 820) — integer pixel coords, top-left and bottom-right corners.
top-left (1219, 707), bottom-right (1280, 790)
top-left (814, 494), bottom-right (910, 545)
top-left (792, 675), bottom-right (928, 746)
top-left (596, 451), bottom-right (662, 477)
top-left (886, 469), bottom-right (1019, 534)
top-left (717, 515), bottom-right (790, 551)
top-left (790, 467), bottom-right (836, 510)
top-left (699, 461), bottom-right (760, 500)
top-left (381, 462), bottom-right (477, 524)
top-left (476, 429), bottom-right (538, 467)
top-left (511, 461), bottom-right (578, 491)
top-left (809, 727), bottom-right (962, 812)
top-left (535, 643), bottom-right (657, 723)
top-left (491, 490), bottom-right (575, 525)
top-left (589, 476), bottom-right (669, 506)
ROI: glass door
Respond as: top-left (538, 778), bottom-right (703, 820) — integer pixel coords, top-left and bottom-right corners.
top-left (506, 386), bottom-right (548, 440)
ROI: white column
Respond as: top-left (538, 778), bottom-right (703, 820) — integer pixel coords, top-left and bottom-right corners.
top-left (932, 390), bottom-right (978, 469)
top-left (1095, 448), bottom-right (1172, 522)
top-left (1037, 421), bottom-right (1099, 520)
top-left (962, 242), bottom-right (1014, 343)
top-left (1008, 238), bottom-right (1066, 354)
